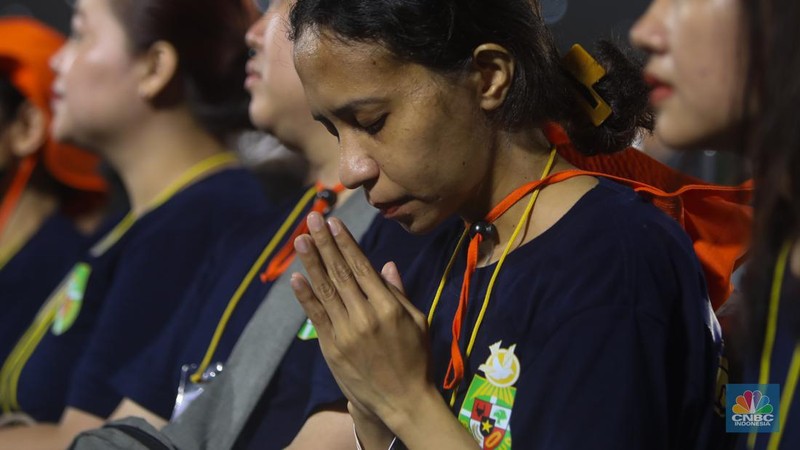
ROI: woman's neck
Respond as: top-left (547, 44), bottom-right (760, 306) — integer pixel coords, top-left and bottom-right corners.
top-left (464, 127), bottom-right (594, 266)
top-left (104, 112), bottom-right (229, 216)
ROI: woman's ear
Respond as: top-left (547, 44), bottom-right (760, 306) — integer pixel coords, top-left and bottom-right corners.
top-left (136, 40), bottom-right (179, 101)
top-left (6, 102), bottom-right (47, 158)
top-left (470, 43), bottom-right (515, 112)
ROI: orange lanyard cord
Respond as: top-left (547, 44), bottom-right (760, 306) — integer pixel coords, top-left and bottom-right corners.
top-left (443, 231), bottom-right (483, 389)
top-left (441, 148), bottom-right (557, 391)
top-left (259, 182), bottom-right (345, 283)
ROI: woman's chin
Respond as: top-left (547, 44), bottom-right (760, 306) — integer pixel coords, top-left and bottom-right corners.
top-left (394, 213), bottom-right (446, 236)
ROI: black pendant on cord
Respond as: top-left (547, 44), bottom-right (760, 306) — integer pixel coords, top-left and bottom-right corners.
top-left (469, 221), bottom-right (497, 241)
top-left (316, 189), bottom-right (338, 214)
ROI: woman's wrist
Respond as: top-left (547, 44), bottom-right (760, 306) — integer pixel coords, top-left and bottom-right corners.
top-left (353, 423), bottom-right (398, 450)
top-left (349, 402), bottom-right (396, 450)
top-left (378, 384), bottom-right (443, 441)
top-left (378, 384), bottom-right (478, 450)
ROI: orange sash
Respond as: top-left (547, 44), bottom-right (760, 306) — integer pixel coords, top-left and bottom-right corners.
top-left (543, 123), bottom-right (752, 310)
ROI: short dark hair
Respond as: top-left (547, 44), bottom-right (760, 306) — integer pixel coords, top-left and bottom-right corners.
top-left (289, 0), bottom-right (652, 155)
top-left (108, 0), bottom-right (253, 138)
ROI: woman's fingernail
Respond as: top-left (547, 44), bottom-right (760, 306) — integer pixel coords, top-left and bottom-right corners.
top-left (294, 236), bottom-right (310, 253)
top-left (290, 273), bottom-right (304, 290)
top-left (307, 212), bottom-right (324, 232)
top-left (328, 218), bottom-right (341, 236)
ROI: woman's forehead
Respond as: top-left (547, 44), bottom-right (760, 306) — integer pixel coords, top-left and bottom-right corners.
top-left (295, 37), bottom-right (439, 110)
top-left (294, 30), bottom-right (397, 75)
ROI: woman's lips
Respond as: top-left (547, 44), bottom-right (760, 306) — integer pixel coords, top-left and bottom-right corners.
top-left (371, 198), bottom-right (410, 220)
top-left (244, 62), bottom-right (262, 89)
top-left (644, 73), bottom-right (674, 106)
top-left (244, 73), bottom-right (261, 89)
top-left (50, 89), bottom-right (63, 107)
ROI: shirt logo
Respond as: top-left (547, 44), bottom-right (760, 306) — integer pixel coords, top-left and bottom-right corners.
top-left (479, 342), bottom-right (520, 388)
top-left (726, 384), bottom-right (779, 433)
top-left (458, 341), bottom-right (519, 449)
top-left (51, 263), bottom-right (91, 336)
top-left (297, 318), bottom-right (318, 341)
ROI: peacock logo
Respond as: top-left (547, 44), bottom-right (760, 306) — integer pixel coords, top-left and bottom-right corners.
top-left (732, 390), bottom-right (773, 415)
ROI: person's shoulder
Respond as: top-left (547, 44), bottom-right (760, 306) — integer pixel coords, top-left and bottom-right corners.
top-left (30, 211), bottom-right (91, 254)
top-left (217, 185), bottom-right (312, 246)
top-left (584, 179), bottom-right (705, 303)
top-left (133, 168), bottom-right (273, 236)
top-left (170, 167), bottom-right (269, 212)
top-left (575, 177), bottom-right (693, 248)
top-left (531, 177), bottom-right (701, 292)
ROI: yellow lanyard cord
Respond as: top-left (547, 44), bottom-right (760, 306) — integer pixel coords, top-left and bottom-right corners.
top-left (770, 346), bottom-right (800, 450)
top-left (427, 148), bottom-right (557, 407)
top-left (189, 185), bottom-right (318, 383)
top-left (0, 152), bottom-right (238, 414)
top-left (0, 290), bottom-right (60, 412)
top-left (747, 240), bottom-right (800, 450)
top-left (0, 235), bottom-right (26, 271)
top-left (759, 242), bottom-right (792, 386)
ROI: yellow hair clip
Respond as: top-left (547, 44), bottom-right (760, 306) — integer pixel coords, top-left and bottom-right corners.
top-left (562, 44), bottom-right (612, 127)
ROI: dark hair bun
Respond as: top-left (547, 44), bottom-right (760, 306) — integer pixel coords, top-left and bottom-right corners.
top-left (565, 40), bottom-right (654, 156)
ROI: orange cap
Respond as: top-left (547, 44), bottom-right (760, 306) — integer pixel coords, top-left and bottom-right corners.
top-left (0, 16), bottom-right (106, 192)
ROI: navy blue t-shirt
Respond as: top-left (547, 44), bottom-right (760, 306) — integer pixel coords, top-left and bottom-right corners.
top-left (9, 168), bottom-right (273, 422)
top-left (0, 213), bottom-right (93, 364)
top-left (309, 178), bottom-right (723, 449)
top-left (738, 270), bottom-right (800, 450)
top-left (111, 190), bottom-right (440, 449)
top-left (110, 189), bottom-right (311, 419)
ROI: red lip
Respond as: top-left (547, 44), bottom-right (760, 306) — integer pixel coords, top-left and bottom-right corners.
top-left (643, 73), bottom-right (674, 106)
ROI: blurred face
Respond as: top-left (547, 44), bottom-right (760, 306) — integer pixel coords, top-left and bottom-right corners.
top-left (49, 0), bottom-right (145, 149)
top-left (294, 31), bottom-right (494, 234)
top-left (631, 0), bottom-right (745, 151)
top-left (245, 0), bottom-right (316, 147)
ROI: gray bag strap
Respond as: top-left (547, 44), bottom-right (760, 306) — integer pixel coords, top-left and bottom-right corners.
top-left (68, 417), bottom-right (177, 450)
top-left (164, 188), bottom-right (376, 450)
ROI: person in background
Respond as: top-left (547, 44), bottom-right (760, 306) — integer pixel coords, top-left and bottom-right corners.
top-left (633, 0), bottom-right (799, 448)
top-left (0, 0), bottom-right (276, 447)
top-left (0, 17), bottom-right (108, 367)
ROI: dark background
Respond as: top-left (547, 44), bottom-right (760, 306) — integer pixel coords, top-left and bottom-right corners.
top-left (2, 0), bottom-right (651, 51)
top-left (1, 0), bottom-right (72, 33)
